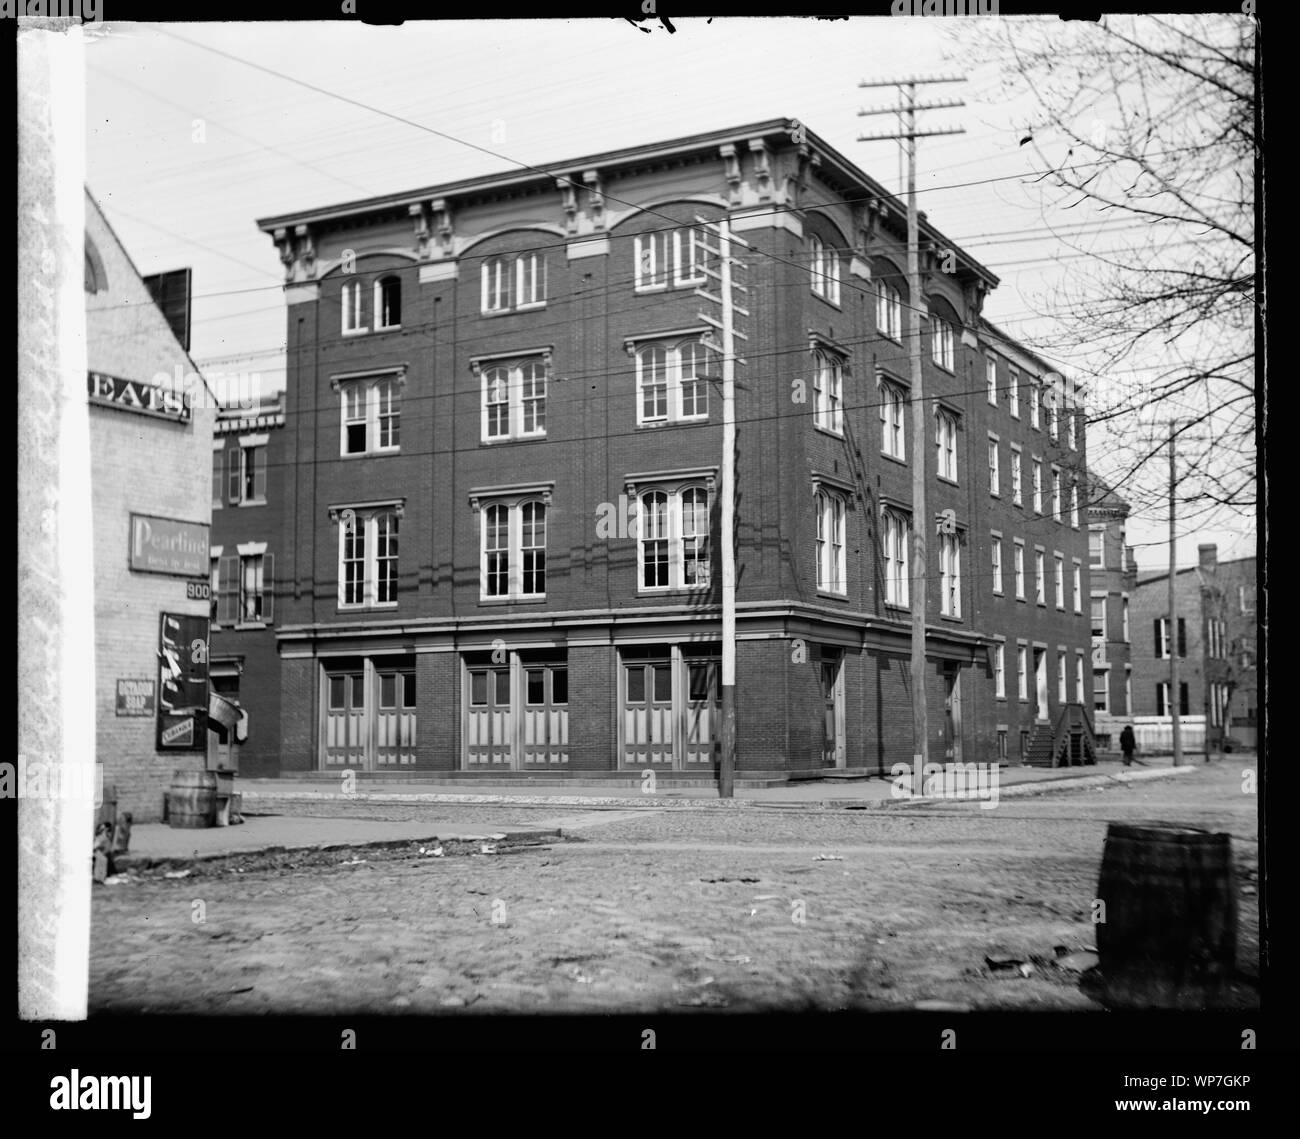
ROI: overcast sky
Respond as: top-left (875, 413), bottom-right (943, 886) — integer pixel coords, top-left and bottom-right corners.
top-left (83, 17), bottom-right (1256, 572)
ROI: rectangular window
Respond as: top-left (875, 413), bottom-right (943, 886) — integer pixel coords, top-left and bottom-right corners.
top-left (1122, 597), bottom-right (1130, 642)
top-left (1032, 459), bottom-right (1043, 514)
top-left (1010, 447), bottom-right (1022, 506)
top-left (1073, 562), bottom-right (1083, 613)
top-left (238, 552), bottom-right (274, 624)
top-left (815, 489), bottom-right (847, 594)
top-left (341, 279), bottom-right (366, 334)
top-left (341, 377), bottom-right (401, 455)
top-left (1091, 597), bottom-right (1106, 639)
top-left (1054, 553), bottom-right (1065, 610)
top-left (229, 444), bottom-right (266, 505)
top-left (988, 438), bottom-right (1000, 497)
top-left (812, 351), bottom-right (844, 434)
top-left (883, 510), bottom-right (910, 607)
top-left (1013, 541), bottom-right (1026, 600)
top-left (876, 282), bottom-right (902, 341)
top-left (481, 258), bottom-right (510, 313)
top-left (1067, 410), bottom-right (1077, 450)
top-left (480, 499), bottom-right (547, 600)
top-left (994, 643), bottom-right (1006, 698)
top-left (212, 449), bottom-right (224, 508)
top-left (1035, 550), bottom-right (1046, 605)
top-left (1047, 399), bottom-right (1058, 441)
top-left (672, 228), bottom-right (707, 288)
top-left (1017, 645), bottom-right (1028, 699)
top-left (991, 538), bottom-right (1003, 595)
top-left (930, 310), bottom-right (954, 371)
top-left (939, 533), bottom-right (961, 618)
top-left (636, 340), bottom-right (713, 427)
top-left (1075, 654), bottom-right (1084, 706)
top-left (1239, 585), bottom-right (1255, 615)
top-left (1008, 368), bottom-right (1020, 417)
top-left (810, 234), bottom-right (841, 305)
top-left (1154, 617), bottom-right (1187, 658)
top-left (375, 276), bottom-right (401, 330)
top-left (338, 509), bottom-right (400, 609)
top-left (515, 253), bottom-right (546, 308)
top-left (1051, 467), bottom-right (1062, 521)
top-left (1094, 668), bottom-right (1109, 713)
top-left (1031, 383), bottom-right (1041, 429)
top-left (637, 485), bottom-right (711, 592)
top-left (1089, 530), bottom-right (1104, 567)
top-left (986, 356), bottom-right (997, 405)
top-left (481, 358), bottom-right (547, 442)
top-left (936, 410), bottom-right (958, 482)
top-left (1070, 482), bottom-right (1080, 528)
top-left (1057, 651), bottom-right (1067, 704)
top-left (1157, 682), bottom-right (1190, 716)
top-left (634, 231), bottom-right (670, 291)
top-left (880, 382), bottom-right (906, 460)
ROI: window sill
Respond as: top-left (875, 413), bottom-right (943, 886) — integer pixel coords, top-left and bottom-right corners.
top-left (234, 622), bottom-right (268, 631)
top-left (372, 324), bottom-right (402, 335)
top-left (937, 475), bottom-right (959, 487)
top-left (938, 613), bottom-right (963, 624)
top-left (481, 434), bottom-right (548, 446)
top-left (813, 423), bottom-right (845, 440)
top-left (883, 601), bottom-right (910, 614)
top-left (341, 449), bottom-right (400, 459)
top-left (992, 590), bottom-right (1004, 598)
top-left (236, 499), bottom-right (267, 508)
top-left (1015, 595), bottom-right (1026, 603)
top-left (931, 362), bottom-right (955, 375)
top-left (816, 589), bottom-right (849, 602)
top-left (636, 585), bottom-right (712, 597)
top-left (341, 328), bottom-right (370, 337)
top-left (477, 595), bottom-right (548, 605)
top-left (481, 304), bottom-right (547, 317)
top-left (338, 603), bottom-right (399, 612)
top-left (881, 452), bottom-right (907, 467)
top-left (635, 417), bottom-right (709, 430)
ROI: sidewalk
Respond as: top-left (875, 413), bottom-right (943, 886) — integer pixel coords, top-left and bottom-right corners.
top-left (107, 756), bottom-right (1214, 868)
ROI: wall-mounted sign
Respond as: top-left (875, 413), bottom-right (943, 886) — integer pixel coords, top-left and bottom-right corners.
top-left (157, 612), bottom-right (208, 751)
top-left (115, 678), bottom-right (156, 717)
top-left (88, 370), bottom-right (190, 422)
top-left (130, 514), bottom-right (210, 579)
top-left (186, 581), bottom-right (211, 601)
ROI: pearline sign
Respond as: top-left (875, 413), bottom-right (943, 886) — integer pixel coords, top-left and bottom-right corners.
top-left (129, 514), bottom-right (210, 578)
top-left (87, 370), bottom-right (190, 422)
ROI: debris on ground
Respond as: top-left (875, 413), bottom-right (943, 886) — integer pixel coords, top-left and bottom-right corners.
top-left (339, 857), bottom-right (367, 866)
top-left (706, 954), bottom-right (751, 965)
top-left (1056, 951), bottom-right (1100, 973)
top-left (480, 844), bottom-right (498, 855)
top-left (701, 876), bottom-right (759, 883)
top-left (1018, 963), bottom-right (1034, 978)
top-left (813, 854), bottom-right (844, 862)
top-left (985, 955), bottom-right (1023, 972)
top-left (163, 870), bottom-right (191, 879)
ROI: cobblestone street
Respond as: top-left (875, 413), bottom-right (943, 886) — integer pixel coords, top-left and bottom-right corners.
top-left (90, 763), bottom-right (1259, 1014)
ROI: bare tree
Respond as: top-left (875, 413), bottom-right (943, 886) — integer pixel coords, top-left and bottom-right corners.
top-left (951, 15), bottom-right (1257, 525)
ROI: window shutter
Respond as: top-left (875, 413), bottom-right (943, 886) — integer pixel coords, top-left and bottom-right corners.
top-left (481, 262), bottom-right (490, 311)
top-left (262, 553), bottom-right (274, 624)
top-left (1156, 684), bottom-right (1165, 716)
top-left (253, 448), bottom-right (267, 501)
top-left (1177, 618), bottom-right (1187, 657)
top-left (229, 451), bottom-right (242, 503)
top-left (1153, 618), bottom-right (1163, 658)
top-left (213, 449), bottom-right (224, 503)
top-left (220, 555), bottom-right (238, 624)
top-left (1179, 682), bottom-right (1189, 716)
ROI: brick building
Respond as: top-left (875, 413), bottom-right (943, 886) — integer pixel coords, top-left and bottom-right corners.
top-left (250, 119), bottom-right (1095, 781)
top-left (208, 392), bottom-right (287, 777)
top-left (1131, 543), bottom-right (1257, 750)
top-left (86, 189), bottom-right (216, 820)
top-left (1085, 477), bottom-right (1137, 748)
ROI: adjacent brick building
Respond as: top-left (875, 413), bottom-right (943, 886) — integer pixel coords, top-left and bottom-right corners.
top-left (1131, 543), bottom-right (1257, 750)
top-left (1085, 477), bottom-right (1137, 748)
top-left (86, 190), bottom-right (216, 820)
top-left (250, 119), bottom-right (1095, 781)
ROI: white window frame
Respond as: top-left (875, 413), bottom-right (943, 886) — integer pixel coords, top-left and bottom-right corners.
top-left (988, 436), bottom-right (1000, 497)
top-left (1067, 409), bottom-right (1077, 450)
top-left (1017, 644), bottom-right (1029, 699)
top-left (991, 536), bottom-right (1004, 595)
top-left (935, 409), bottom-right (958, 483)
top-left (1075, 654), bottom-right (1084, 705)
top-left (635, 229), bottom-right (705, 293)
top-left (515, 252), bottom-right (547, 309)
top-left (341, 278), bottom-right (366, 335)
top-left (986, 355), bottom-right (997, 405)
top-left (481, 257), bottom-right (511, 313)
top-left (1054, 553), bottom-right (1065, 610)
top-left (1051, 466), bottom-right (1062, 521)
top-left (1010, 445), bottom-right (1022, 506)
top-left (812, 350), bottom-right (844, 435)
top-left (815, 488), bottom-right (848, 595)
top-left (1091, 595), bottom-right (1107, 640)
top-left (876, 281), bottom-right (902, 341)
top-left (374, 275), bottom-right (401, 330)
top-left (1070, 482), bottom-right (1080, 528)
top-left (880, 380), bottom-right (906, 460)
top-left (994, 642), bottom-right (1006, 699)
top-left (634, 338), bottom-right (713, 427)
top-left (1122, 596), bottom-right (1130, 642)
top-left (1058, 651), bottom-right (1068, 704)
top-left (810, 234), bottom-right (841, 305)
top-left (1030, 382), bottom-right (1041, 429)
top-left (1013, 541), bottom-right (1026, 600)
top-left (1072, 561), bottom-right (1083, 614)
top-left (231, 435), bottom-right (267, 505)
top-left (1034, 549), bottom-right (1046, 606)
top-left (1088, 528), bottom-right (1104, 567)
top-left (882, 508), bottom-right (910, 608)
top-left (480, 357), bottom-right (548, 442)
top-left (477, 496), bottom-right (549, 601)
top-left (930, 310), bottom-right (955, 371)
top-left (1094, 667), bottom-right (1110, 713)
top-left (339, 375), bottom-right (402, 456)
top-left (1008, 368), bottom-right (1020, 417)
top-left (1032, 458), bottom-right (1043, 514)
top-left (634, 482), bottom-right (712, 593)
top-left (939, 532), bottom-right (962, 618)
top-left (336, 506), bottom-right (401, 610)
top-left (237, 546), bottom-right (268, 625)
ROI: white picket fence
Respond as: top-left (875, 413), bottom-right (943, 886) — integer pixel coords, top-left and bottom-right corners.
top-left (1131, 714), bottom-right (1206, 752)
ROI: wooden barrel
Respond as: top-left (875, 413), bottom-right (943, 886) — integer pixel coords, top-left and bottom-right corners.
top-left (1095, 821), bottom-right (1237, 1009)
top-left (167, 770), bottom-right (218, 829)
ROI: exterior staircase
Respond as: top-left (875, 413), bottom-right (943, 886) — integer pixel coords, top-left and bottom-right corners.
top-left (1022, 703), bottom-right (1099, 768)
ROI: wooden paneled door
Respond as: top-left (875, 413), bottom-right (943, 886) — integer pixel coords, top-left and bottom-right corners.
top-left (322, 666), bottom-right (368, 769)
top-left (375, 669), bottom-right (417, 767)
top-left (621, 644), bottom-right (719, 770)
top-left (464, 652), bottom-right (570, 769)
top-left (466, 664), bottom-right (513, 767)
top-left (821, 650), bottom-right (845, 768)
top-left (322, 657), bottom-right (417, 771)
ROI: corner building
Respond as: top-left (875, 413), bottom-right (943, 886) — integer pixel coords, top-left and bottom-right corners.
top-left (256, 119), bottom-right (1095, 782)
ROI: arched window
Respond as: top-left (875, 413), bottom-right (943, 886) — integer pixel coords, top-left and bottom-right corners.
top-left (876, 280), bottom-right (902, 340)
top-left (483, 504), bottom-right (510, 597)
top-left (637, 346), bottom-right (669, 423)
top-left (376, 513), bottom-right (399, 603)
top-left (812, 351), bottom-right (843, 434)
top-left (639, 490), bottom-right (670, 589)
top-left (815, 489), bottom-right (847, 594)
top-left (678, 341), bottom-right (713, 420)
top-left (810, 234), bottom-right (840, 304)
top-left (681, 487), bottom-right (710, 586)
top-left (520, 501), bottom-right (546, 596)
top-left (484, 367), bottom-right (510, 439)
top-left (882, 509), bottom-right (910, 607)
top-left (374, 276), bottom-right (401, 329)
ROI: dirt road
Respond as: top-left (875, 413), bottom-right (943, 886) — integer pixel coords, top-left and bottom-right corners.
top-left (89, 761), bottom-right (1259, 1014)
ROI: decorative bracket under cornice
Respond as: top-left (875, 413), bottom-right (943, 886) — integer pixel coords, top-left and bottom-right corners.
top-left (557, 179), bottom-right (578, 235)
top-left (430, 199), bottom-right (453, 256)
top-left (748, 139), bottom-right (772, 200)
top-left (720, 143), bottom-right (742, 207)
top-left (583, 170), bottom-right (605, 230)
top-left (410, 202), bottom-right (431, 260)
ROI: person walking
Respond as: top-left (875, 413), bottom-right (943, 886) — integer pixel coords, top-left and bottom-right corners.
top-left (1119, 724), bottom-right (1142, 766)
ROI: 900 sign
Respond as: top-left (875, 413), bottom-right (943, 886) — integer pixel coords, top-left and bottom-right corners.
top-left (186, 581), bottom-right (211, 601)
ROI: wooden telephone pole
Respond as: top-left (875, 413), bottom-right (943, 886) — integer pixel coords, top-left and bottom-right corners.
top-left (859, 76), bottom-right (964, 795)
top-left (1169, 422), bottom-right (1183, 767)
top-left (697, 216), bottom-right (749, 797)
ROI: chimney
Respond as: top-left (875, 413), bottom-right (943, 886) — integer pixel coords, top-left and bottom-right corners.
top-left (1198, 543), bottom-right (1218, 571)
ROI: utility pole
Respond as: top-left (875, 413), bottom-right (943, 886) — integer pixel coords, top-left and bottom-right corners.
top-left (1169, 422), bottom-right (1182, 766)
top-left (697, 216), bottom-right (749, 798)
top-left (859, 76), bottom-right (964, 796)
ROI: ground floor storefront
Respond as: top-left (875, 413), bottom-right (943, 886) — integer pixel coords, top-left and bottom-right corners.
top-left (263, 611), bottom-right (1095, 780)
